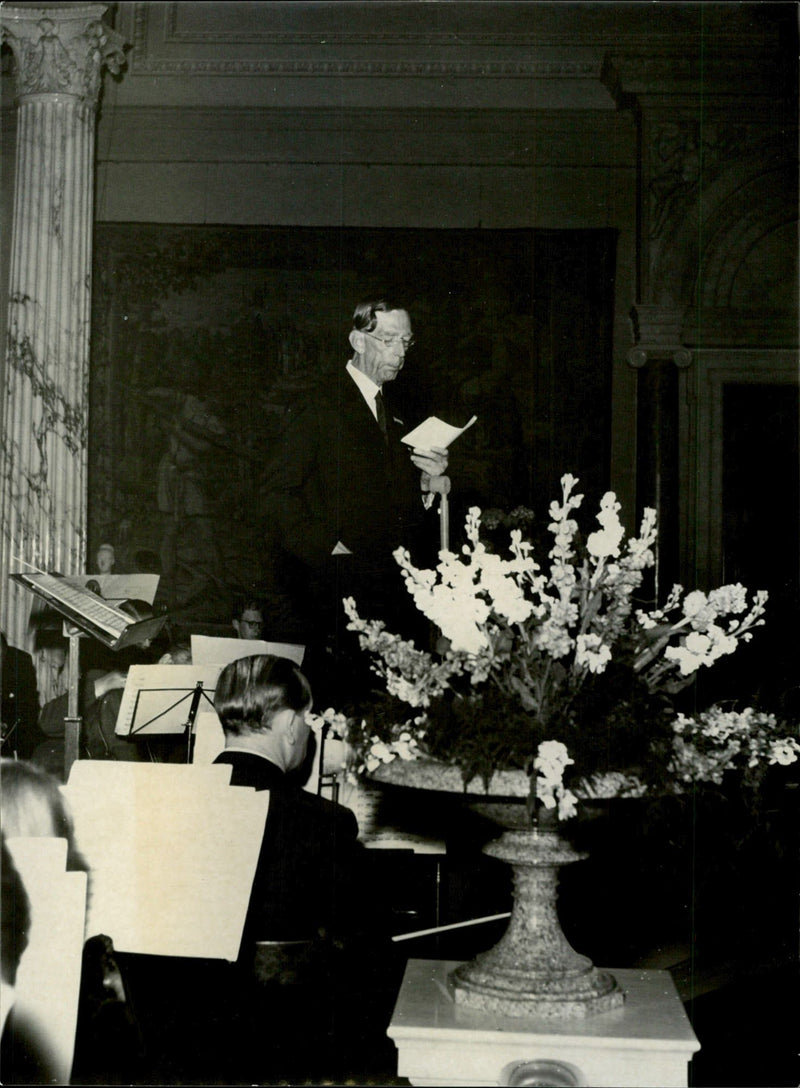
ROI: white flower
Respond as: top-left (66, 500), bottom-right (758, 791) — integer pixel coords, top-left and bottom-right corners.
top-left (768, 738), bottom-right (800, 766)
top-left (664, 628), bottom-right (736, 675)
top-left (586, 492), bottom-right (625, 558)
top-left (557, 789), bottom-right (579, 821)
top-left (669, 706), bottom-right (798, 784)
top-left (682, 590), bottom-right (709, 618)
top-left (708, 584), bottom-right (748, 614)
top-left (534, 740), bottom-right (574, 786)
top-left (533, 742), bottom-right (577, 821)
top-left (575, 633), bottom-right (612, 674)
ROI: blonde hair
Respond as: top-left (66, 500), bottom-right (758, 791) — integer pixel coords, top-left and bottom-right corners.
top-left (0, 760), bottom-right (84, 870)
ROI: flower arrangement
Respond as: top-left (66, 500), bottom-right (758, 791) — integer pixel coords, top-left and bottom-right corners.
top-left (669, 705), bottom-right (800, 788)
top-left (339, 473), bottom-right (782, 817)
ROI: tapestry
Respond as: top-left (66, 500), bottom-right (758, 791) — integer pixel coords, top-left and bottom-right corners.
top-left (89, 226), bottom-right (616, 631)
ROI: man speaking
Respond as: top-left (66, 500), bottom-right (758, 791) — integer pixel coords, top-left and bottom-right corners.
top-left (267, 297), bottom-right (448, 693)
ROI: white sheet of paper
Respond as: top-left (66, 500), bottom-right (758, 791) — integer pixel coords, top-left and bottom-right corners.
top-left (191, 634), bottom-right (305, 667)
top-left (192, 710), bottom-right (226, 765)
top-left (5, 837), bottom-right (87, 1085)
top-left (63, 761), bottom-right (268, 961)
top-left (63, 573), bottom-right (160, 605)
top-left (114, 663), bottom-right (222, 736)
top-left (401, 414), bottom-right (477, 450)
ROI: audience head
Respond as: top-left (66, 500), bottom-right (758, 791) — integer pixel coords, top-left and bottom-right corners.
top-left (1, 835), bottom-right (30, 1021)
top-left (95, 544), bottom-right (116, 574)
top-left (214, 655), bottom-right (312, 773)
top-left (158, 641), bottom-right (192, 665)
top-left (118, 599), bottom-right (157, 655)
top-left (231, 598), bottom-right (265, 640)
top-left (2, 759), bottom-right (73, 840)
top-left (0, 760), bottom-right (84, 871)
top-left (118, 599), bottom-right (153, 624)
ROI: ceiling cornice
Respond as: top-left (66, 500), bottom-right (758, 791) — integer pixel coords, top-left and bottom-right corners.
top-left (130, 2), bottom-right (607, 79)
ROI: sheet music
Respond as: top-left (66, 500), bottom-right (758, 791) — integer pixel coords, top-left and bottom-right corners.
top-left (10, 571), bottom-right (166, 649)
top-left (14, 572), bottom-right (130, 636)
top-left (64, 761), bottom-right (268, 961)
top-left (191, 634), bottom-right (305, 667)
top-left (114, 663), bottom-right (222, 736)
top-left (63, 573), bottom-right (160, 605)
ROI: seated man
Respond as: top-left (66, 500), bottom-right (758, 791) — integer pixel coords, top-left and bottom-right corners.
top-left (231, 598), bottom-right (264, 641)
top-left (211, 654), bottom-right (396, 1082)
top-left (212, 653), bottom-right (359, 945)
top-left (31, 603), bottom-right (160, 777)
top-left (1, 632), bottom-right (40, 760)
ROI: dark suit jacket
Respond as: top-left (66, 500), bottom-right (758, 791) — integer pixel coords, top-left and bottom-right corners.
top-left (271, 366), bottom-right (426, 571)
top-left (1, 642), bottom-right (39, 758)
top-left (213, 749), bottom-right (362, 943)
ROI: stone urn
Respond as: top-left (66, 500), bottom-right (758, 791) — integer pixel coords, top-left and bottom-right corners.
top-left (369, 759), bottom-right (626, 1019)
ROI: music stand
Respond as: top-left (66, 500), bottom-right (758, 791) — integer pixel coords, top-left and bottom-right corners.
top-left (9, 572), bottom-right (167, 778)
top-left (114, 664), bottom-right (222, 763)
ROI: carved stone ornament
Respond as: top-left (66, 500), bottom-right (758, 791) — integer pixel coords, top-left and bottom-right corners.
top-left (1, 5), bottom-right (127, 104)
top-left (647, 119), bottom-right (743, 242)
top-left (627, 304), bottom-right (692, 369)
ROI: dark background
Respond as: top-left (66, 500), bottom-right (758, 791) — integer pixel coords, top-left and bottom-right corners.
top-left (89, 225), bottom-right (616, 627)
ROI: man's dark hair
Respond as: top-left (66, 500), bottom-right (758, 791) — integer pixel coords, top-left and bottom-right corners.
top-left (232, 597), bottom-right (264, 621)
top-left (352, 298), bottom-right (407, 333)
top-left (214, 654), bottom-right (311, 737)
top-left (118, 599), bottom-right (154, 623)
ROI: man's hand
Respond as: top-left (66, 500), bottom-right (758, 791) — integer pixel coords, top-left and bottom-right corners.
top-left (410, 445), bottom-right (448, 478)
top-left (94, 670), bottom-right (127, 699)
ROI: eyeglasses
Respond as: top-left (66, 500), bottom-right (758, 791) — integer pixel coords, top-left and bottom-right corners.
top-left (240, 618), bottom-right (263, 632)
top-left (363, 331), bottom-right (415, 351)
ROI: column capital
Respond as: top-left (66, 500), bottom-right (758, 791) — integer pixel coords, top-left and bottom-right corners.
top-left (627, 304), bottom-right (693, 369)
top-left (1, 4), bottom-right (127, 105)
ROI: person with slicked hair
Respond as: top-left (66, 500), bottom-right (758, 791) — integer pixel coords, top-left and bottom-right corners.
top-left (209, 654), bottom-right (394, 1082)
top-left (212, 654), bottom-right (360, 944)
top-left (264, 297), bottom-right (449, 701)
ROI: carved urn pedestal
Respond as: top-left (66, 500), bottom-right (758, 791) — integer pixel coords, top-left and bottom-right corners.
top-left (449, 821), bottom-right (624, 1019)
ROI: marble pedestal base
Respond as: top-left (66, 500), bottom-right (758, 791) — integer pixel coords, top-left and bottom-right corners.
top-left (388, 960), bottom-right (699, 1087)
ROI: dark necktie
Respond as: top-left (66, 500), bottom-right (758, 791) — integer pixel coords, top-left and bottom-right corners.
top-left (375, 389), bottom-right (388, 444)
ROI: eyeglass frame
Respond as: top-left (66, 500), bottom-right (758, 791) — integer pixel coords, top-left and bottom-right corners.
top-left (362, 330), bottom-right (416, 351)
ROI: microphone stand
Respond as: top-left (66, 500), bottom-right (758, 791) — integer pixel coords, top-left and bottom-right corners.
top-left (182, 680), bottom-right (206, 764)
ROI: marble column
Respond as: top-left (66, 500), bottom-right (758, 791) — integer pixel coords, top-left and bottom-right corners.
top-left (0, 6), bottom-right (126, 653)
top-left (628, 305), bottom-right (692, 602)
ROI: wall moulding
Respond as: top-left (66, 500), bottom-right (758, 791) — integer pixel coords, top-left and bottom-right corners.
top-left (153, 2), bottom-right (785, 51)
top-left (129, 2), bottom-right (606, 80)
top-left (603, 51), bottom-right (790, 97)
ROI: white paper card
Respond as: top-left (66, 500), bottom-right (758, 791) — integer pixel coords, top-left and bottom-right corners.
top-left (5, 837), bottom-right (87, 1085)
top-left (191, 634), bottom-right (305, 667)
top-left (401, 414), bottom-right (477, 450)
top-left (64, 761), bottom-right (268, 961)
top-left (192, 710), bottom-right (226, 765)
